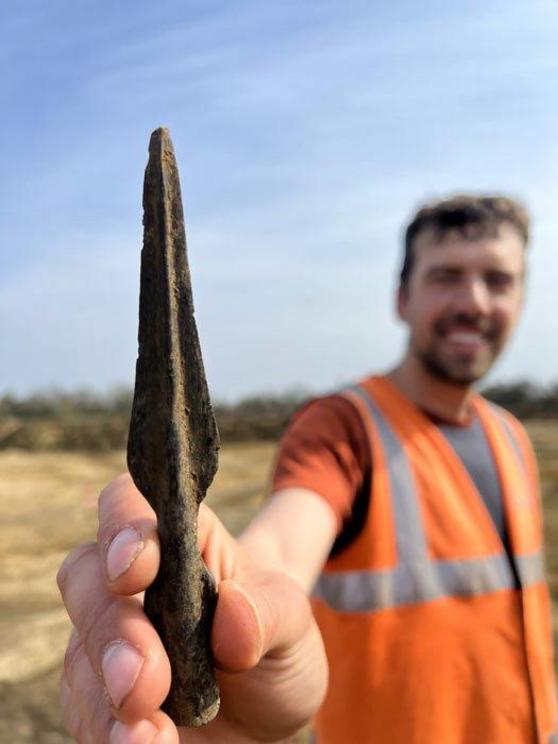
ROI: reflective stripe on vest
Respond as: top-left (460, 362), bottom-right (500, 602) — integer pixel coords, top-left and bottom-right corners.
top-left (312, 385), bottom-right (544, 613)
top-left (490, 402), bottom-right (529, 476)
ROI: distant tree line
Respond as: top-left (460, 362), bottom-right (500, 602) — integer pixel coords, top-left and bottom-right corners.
top-left (2, 381), bottom-right (558, 420)
top-left (0, 387), bottom-right (134, 419)
top-left (482, 382), bottom-right (558, 419)
top-left (0, 382), bottom-right (556, 451)
top-left (0, 387), bottom-right (307, 426)
top-left (0, 387), bottom-right (308, 451)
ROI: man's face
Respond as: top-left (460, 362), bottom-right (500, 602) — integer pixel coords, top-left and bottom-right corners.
top-left (397, 224), bottom-right (525, 385)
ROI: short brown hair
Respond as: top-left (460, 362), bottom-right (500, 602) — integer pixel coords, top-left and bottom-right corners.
top-left (400, 194), bottom-right (530, 286)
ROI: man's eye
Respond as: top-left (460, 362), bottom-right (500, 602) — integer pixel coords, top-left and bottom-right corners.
top-left (431, 271), bottom-right (459, 283)
top-left (486, 272), bottom-right (513, 289)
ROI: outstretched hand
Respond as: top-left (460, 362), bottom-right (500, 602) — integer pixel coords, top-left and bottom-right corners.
top-left (57, 474), bottom-right (328, 742)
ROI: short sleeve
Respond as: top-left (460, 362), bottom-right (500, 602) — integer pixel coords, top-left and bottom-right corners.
top-left (270, 394), bottom-right (370, 531)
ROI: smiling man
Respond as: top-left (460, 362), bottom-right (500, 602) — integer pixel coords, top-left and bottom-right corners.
top-left (272, 196), bottom-right (556, 742)
top-left (397, 204), bottom-right (526, 388)
top-left (58, 195), bottom-right (557, 743)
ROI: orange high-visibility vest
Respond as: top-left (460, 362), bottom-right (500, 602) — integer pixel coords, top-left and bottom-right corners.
top-left (312, 376), bottom-right (557, 744)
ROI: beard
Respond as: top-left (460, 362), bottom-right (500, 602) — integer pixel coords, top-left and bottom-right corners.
top-left (417, 348), bottom-right (487, 385)
top-left (413, 314), bottom-right (504, 386)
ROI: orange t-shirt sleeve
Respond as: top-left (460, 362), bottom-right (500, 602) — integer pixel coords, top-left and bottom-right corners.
top-left (270, 395), bottom-right (370, 531)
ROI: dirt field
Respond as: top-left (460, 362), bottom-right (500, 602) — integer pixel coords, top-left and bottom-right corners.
top-left (1, 425), bottom-right (557, 742)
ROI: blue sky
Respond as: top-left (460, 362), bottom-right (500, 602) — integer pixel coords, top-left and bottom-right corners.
top-left (1, 1), bottom-right (557, 400)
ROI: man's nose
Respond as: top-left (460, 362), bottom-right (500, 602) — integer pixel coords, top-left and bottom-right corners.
top-left (454, 277), bottom-right (490, 315)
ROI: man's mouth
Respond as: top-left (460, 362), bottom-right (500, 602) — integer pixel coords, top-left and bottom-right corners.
top-left (444, 329), bottom-right (488, 352)
top-left (434, 316), bottom-right (499, 353)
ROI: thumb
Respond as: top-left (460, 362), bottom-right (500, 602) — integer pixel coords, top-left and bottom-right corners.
top-left (211, 573), bottom-right (312, 673)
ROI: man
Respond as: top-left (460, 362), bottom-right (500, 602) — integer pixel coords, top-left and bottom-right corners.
top-left (57, 195), bottom-right (557, 743)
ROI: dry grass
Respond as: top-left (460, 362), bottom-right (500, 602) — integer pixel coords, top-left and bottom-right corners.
top-left (1, 423), bottom-right (557, 742)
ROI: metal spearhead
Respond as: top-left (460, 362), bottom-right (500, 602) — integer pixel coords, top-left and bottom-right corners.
top-left (127, 127), bottom-right (220, 726)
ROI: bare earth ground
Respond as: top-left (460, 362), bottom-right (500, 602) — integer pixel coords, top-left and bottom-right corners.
top-left (1, 425), bottom-right (557, 742)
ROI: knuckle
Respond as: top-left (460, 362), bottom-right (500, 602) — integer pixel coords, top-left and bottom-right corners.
top-left (57, 543), bottom-right (97, 597)
top-left (99, 473), bottom-right (133, 513)
top-left (74, 718), bottom-right (87, 743)
top-left (68, 714), bottom-right (82, 741)
top-left (98, 476), bottom-right (142, 545)
top-left (64, 628), bottom-right (83, 681)
top-left (64, 637), bottom-right (93, 691)
top-left (89, 692), bottom-right (115, 743)
top-left (60, 681), bottom-right (82, 740)
top-left (63, 649), bottom-right (114, 743)
top-left (59, 551), bottom-right (124, 659)
top-left (59, 671), bottom-right (71, 707)
top-left (78, 593), bottom-right (119, 665)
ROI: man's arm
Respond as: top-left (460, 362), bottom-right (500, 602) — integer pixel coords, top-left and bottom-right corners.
top-left (240, 487), bottom-right (338, 592)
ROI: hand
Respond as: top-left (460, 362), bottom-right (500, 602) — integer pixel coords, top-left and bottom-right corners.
top-left (57, 474), bottom-right (328, 742)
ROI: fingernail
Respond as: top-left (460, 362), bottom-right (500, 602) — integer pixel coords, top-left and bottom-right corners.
top-left (110, 719), bottom-right (158, 744)
top-left (102, 641), bottom-right (143, 709)
top-left (106, 527), bottom-right (144, 581)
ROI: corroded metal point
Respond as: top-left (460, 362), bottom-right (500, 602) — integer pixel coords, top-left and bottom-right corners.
top-left (127, 126), bottom-right (220, 726)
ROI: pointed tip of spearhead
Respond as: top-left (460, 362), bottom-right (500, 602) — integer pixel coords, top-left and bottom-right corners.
top-left (150, 126), bottom-right (170, 140)
top-left (148, 127), bottom-right (175, 159)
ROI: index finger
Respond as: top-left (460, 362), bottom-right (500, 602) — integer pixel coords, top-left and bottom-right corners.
top-left (98, 473), bottom-right (160, 595)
